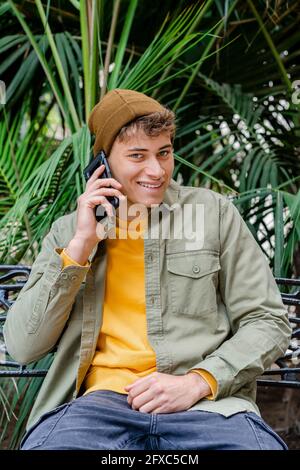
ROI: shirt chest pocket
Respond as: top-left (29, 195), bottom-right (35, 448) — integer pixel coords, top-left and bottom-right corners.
top-left (166, 251), bottom-right (220, 317)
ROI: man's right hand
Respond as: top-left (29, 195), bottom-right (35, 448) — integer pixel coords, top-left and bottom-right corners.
top-left (64, 164), bottom-right (124, 265)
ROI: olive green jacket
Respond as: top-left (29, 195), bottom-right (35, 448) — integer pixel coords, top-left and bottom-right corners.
top-left (4, 179), bottom-right (291, 431)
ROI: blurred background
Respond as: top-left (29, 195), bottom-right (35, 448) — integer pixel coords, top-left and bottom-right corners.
top-left (0, 0), bottom-right (299, 449)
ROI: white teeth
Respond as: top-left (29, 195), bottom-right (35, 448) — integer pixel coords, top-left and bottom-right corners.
top-left (138, 182), bottom-right (162, 188)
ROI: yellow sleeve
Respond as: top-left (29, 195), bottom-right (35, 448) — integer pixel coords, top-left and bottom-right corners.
top-left (190, 369), bottom-right (218, 400)
top-left (60, 248), bottom-right (90, 268)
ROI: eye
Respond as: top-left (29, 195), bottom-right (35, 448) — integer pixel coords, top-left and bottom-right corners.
top-left (159, 150), bottom-right (170, 157)
top-left (128, 153), bottom-right (143, 159)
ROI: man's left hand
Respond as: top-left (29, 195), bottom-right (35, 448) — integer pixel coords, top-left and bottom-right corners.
top-left (124, 371), bottom-right (211, 414)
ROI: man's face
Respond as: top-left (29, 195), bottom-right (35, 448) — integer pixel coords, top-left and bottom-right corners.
top-left (108, 129), bottom-right (174, 208)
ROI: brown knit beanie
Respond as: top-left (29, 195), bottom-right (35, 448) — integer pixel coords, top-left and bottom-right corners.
top-left (88, 89), bottom-right (165, 156)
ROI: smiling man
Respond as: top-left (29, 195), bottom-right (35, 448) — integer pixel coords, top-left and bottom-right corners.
top-left (109, 133), bottom-right (174, 207)
top-left (4, 89), bottom-right (291, 450)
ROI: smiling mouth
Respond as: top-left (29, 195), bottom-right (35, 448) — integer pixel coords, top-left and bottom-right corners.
top-left (137, 182), bottom-right (163, 190)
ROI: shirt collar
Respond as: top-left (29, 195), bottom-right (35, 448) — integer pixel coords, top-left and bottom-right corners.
top-left (160, 178), bottom-right (180, 211)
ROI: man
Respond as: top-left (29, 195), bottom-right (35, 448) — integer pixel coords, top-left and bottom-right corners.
top-left (4, 89), bottom-right (291, 450)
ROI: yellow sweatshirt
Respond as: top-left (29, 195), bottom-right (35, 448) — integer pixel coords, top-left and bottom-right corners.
top-left (60, 217), bottom-right (217, 399)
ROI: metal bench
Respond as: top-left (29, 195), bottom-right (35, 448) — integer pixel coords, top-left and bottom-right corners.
top-left (256, 278), bottom-right (300, 388)
top-left (0, 265), bottom-right (299, 385)
top-left (0, 265), bottom-right (49, 378)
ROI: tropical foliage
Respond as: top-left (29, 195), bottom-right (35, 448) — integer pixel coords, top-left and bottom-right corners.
top-left (0, 0), bottom-right (299, 449)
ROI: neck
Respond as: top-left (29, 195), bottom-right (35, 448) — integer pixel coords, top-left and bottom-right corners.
top-left (116, 199), bottom-right (152, 222)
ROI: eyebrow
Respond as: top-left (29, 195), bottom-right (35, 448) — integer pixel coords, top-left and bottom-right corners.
top-left (127, 144), bottom-right (173, 151)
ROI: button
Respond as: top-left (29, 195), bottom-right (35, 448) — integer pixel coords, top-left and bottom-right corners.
top-left (192, 265), bottom-right (200, 274)
top-left (150, 296), bottom-right (155, 305)
top-left (61, 273), bottom-right (68, 280)
top-left (148, 253), bottom-right (153, 262)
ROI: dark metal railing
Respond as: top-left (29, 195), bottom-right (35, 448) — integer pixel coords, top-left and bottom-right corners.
top-left (0, 265), bottom-right (48, 378)
top-left (256, 278), bottom-right (300, 388)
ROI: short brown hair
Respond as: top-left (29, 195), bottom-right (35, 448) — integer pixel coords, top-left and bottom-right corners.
top-left (116, 108), bottom-right (176, 143)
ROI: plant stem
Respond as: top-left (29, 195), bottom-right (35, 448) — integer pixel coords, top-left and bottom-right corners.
top-left (8, 1), bottom-right (70, 128)
top-left (101, 0), bottom-right (121, 99)
top-left (152, 0), bottom-right (214, 100)
top-left (247, 0), bottom-right (292, 92)
top-left (173, 0), bottom-right (238, 112)
top-left (80, 0), bottom-right (91, 121)
top-left (90, 0), bottom-right (100, 110)
top-left (35, 0), bottom-right (81, 130)
top-left (109, 0), bottom-right (138, 90)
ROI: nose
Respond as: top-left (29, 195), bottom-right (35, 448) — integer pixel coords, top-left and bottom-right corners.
top-left (145, 157), bottom-right (165, 179)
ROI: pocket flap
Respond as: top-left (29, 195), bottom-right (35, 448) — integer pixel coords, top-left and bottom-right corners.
top-left (167, 252), bottom-right (220, 278)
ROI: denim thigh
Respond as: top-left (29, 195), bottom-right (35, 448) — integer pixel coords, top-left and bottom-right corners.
top-left (20, 392), bottom-right (288, 451)
top-left (20, 390), bottom-right (151, 450)
top-left (155, 410), bottom-right (288, 450)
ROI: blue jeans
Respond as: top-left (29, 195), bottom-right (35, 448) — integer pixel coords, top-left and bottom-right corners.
top-left (20, 390), bottom-right (288, 450)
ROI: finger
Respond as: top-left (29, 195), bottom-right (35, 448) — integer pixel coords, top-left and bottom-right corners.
top-left (125, 373), bottom-right (156, 391)
top-left (127, 381), bottom-right (150, 399)
top-left (81, 194), bottom-right (109, 207)
top-left (126, 379), bottom-right (153, 403)
top-left (89, 177), bottom-right (123, 190)
top-left (85, 195), bottom-right (114, 218)
top-left (139, 400), bottom-right (160, 414)
top-left (88, 188), bottom-right (125, 199)
top-left (128, 388), bottom-right (155, 410)
top-left (86, 164), bottom-right (105, 186)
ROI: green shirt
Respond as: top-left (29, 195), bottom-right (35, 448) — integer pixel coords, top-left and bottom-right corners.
top-left (4, 179), bottom-right (291, 431)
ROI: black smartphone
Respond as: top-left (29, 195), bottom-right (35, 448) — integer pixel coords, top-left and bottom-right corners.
top-left (83, 149), bottom-right (120, 222)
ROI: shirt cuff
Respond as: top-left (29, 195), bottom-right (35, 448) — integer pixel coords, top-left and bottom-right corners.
top-left (189, 369), bottom-right (218, 400)
top-left (60, 248), bottom-right (90, 268)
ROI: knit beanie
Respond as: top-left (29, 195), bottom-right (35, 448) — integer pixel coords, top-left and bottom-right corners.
top-left (88, 89), bottom-right (165, 156)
